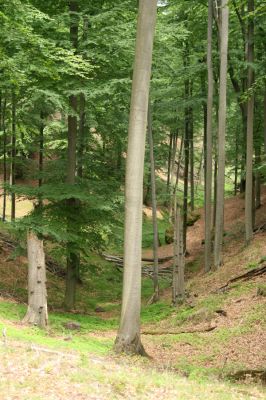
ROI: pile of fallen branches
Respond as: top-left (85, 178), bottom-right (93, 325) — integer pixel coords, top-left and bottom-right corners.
top-left (102, 253), bottom-right (173, 279)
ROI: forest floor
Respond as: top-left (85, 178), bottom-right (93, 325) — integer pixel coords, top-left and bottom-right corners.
top-left (0, 188), bottom-right (265, 399)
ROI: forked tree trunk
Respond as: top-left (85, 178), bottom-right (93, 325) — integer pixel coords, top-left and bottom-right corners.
top-left (114, 0), bottom-right (157, 355)
top-left (245, 0), bottom-right (255, 245)
top-left (204, 0), bottom-right (214, 273)
top-left (214, 0), bottom-right (229, 268)
top-left (148, 104), bottom-right (159, 303)
top-left (23, 232), bottom-right (48, 328)
top-left (172, 198), bottom-right (185, 305)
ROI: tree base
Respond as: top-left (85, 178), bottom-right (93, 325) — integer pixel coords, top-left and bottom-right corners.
top-left (114, 333), bottom-right (148, 356)
top-left (22, 307), bottom-right (48, 329)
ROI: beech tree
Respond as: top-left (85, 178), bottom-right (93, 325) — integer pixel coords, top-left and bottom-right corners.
top-left (214, 0), bottom-right (229, 269)
top-left (245, 0), bottom-right (255, 244)
top-left (204, 0), bottom-right (213, 273)
top-left (114, 0), bottom-right (157, 355)
top-left (23, 231), bottom-right (48, 328)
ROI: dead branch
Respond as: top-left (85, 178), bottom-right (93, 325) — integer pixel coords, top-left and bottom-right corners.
top-left (142, 325), bottom-right (216, 335)
top-left (216, 264), bottom-right (266, 292)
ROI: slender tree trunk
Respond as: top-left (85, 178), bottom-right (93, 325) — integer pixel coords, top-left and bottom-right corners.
top-left (11, 91), bottom-right (16, 221)
top-left (114, 0), bottom-right (157, 355)
top-left (189, 86), bottom-right (194, 212)
top-left (245, 0), bottom-right (255, 245)
top-left (169, 130), bottom-right (178, 221)
top-left (147, 104), bottom-right (159, 303)
top-left (264, 85), bottom-right (266, 155)
top-left (64, 1), bottom-right (79, 310)
top-left (167, 133), bottom-right (173, 192)
top-left (182, 42), bottom-right (190, 252)
top-left (39, 113), bottom-right (44, 188)
top-left (183, 77), bottom-right (190, 253)
top-left (174, 134), bottom-right (184, 191)
top-left (254, 129), bottom-right (261, 209)
top-left (77, 93), bottom-right (85, 179)
top-left (213, 156), bottom-right (217, 230)
top-left (23, 231), bottom-right (48, 328)
top-left (234, 129), bottom-right (239, 196)
top-left (2, 98), bottom-right (7, 222)
top-left (214, 0), bottom-right (229, 268)
top-left (205, 0), bottom-right (214, 273)
top-left (172, 198), bottom-right (185, 305)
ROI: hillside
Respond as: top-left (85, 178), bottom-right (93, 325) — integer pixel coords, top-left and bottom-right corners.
top-left (0, 190), bottom-right (265, 399)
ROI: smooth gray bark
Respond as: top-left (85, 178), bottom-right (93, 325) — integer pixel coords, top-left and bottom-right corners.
top-left (23, 232), bottom-right (48, 328)
top-left (114, 0), bottom-right (157, 355)
top-left (214, 0), bottom-right (229, 268)
top-left (204, 0), bottom-right (214, 273)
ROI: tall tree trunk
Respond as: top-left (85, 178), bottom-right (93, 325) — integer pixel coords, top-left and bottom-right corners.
top-left (166, 133), bottom-right (173, 192)
top-left (264, 85), bottom-right (266, 155)
top-left (23, 231), bottom-right (48, 328)
top-left (169, 130), bottom-right (178, 221)
top-left (77, 93), bottom-right (85, 179)
top-left (183, 42), bottom-right (190, 253)
top-left (11, 91), bottom-right (16, 221)
top-left (64, 0), bottom-right (79, 310)
top-left (234, 128), bottom-right (239, 196)
top-left (114, 0), bottom-right (157, 355)
top-left (147, 104), bottom-right (159, 303)
top-left (189, 86), bottom-right (194, 212)
top-left (254, 129), bottom-right (261, 209)
top-left (174, 134), bottom-right (184, 192)
top-left (245, 0), bottom-right (255, 245)
top-left (213, 156), bottom-right (217, 230)
top-left (183, 80), bottom-right (190, 253)
top-left (214, 0), bottom-right (229, 268)
top-left (2, 97), bottom-right (7, 222)
top-left (205, 0), bottom-right (214, 273)
top-left (172, 197), bottom-right (185, 305)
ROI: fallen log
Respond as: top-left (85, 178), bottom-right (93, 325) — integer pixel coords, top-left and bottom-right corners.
top-left (142, 325), bottom-right (216, 335)
top-left (103, 252), bottom-right (173, 279)
top-left (103, 253), bottom-right (173, 264)
top-left (216, 264), bottom-right (266, 292)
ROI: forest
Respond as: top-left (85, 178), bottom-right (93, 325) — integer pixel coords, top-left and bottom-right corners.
top-left (0, 0), bottom-right (265, 399)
